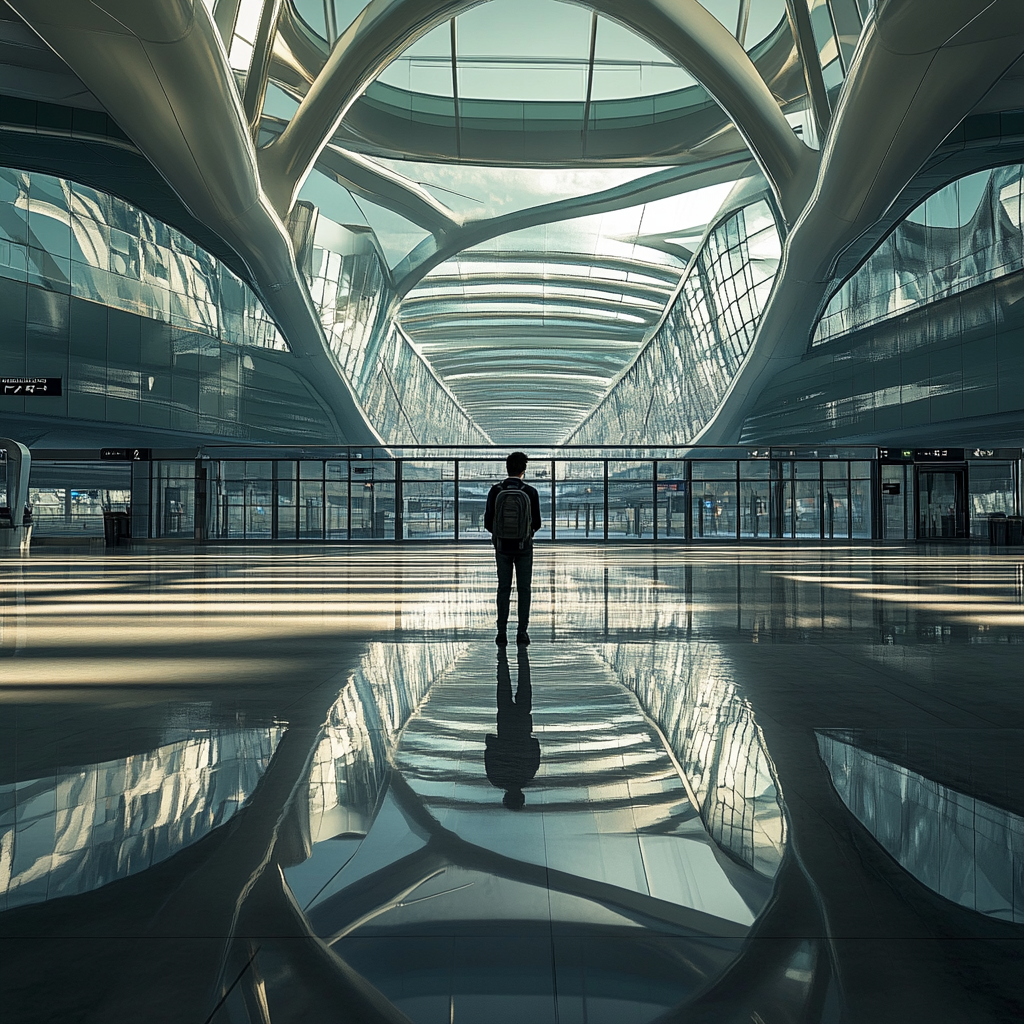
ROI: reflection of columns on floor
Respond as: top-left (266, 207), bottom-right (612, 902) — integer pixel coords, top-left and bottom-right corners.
top-left (747, 705), bottom-right (987, 1024)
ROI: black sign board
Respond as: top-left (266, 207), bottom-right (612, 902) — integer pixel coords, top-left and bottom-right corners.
top-left (882, 482), bottom-right (901, 495)
top-left (966, 448), bottom-right (1021, 460)
top-left (878, 448), bottom-right (914, 462)
top-left (914, 448), bottom-right (965, 461)
top-left (2, 377), bottom-right (62, 396)
top-left (101, 448), bottom-right (152, 461)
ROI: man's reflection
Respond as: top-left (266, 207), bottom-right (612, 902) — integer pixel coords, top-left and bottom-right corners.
top-left (485, 648), bottom-right (540, 810)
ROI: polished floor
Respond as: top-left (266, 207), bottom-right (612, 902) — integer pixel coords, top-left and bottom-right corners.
top-left (1, 542), bottom-right (1023, 1023)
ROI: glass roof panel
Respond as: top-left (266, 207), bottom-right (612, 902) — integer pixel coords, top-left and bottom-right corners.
top-left (297, 169), bottom-right (368, 226)
top-left (368, 161), bottom-right (674, 219)
top-left (455, 0), bottom-right (592, 62)
top-left (393, 173), bottom-right (737, 442)
top-left (376, 22), bottom-right (454, 94)
top-left (292, 0), bottom-right (327, 38)
top-left (333, 0), bottom-right (371, 36)
top-left (590, 17), bottom-right (697, 100)
top-left (368, 1), bottom-right (716, 106)
top-left (351, 197), bottom-right (430, 268)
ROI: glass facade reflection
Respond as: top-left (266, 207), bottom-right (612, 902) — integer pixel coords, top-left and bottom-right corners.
top-left (605, 643), bottom-right (786, 877)
top-left (0, 727), bottom-right (284, 911)
top-left (0, 168), bottom-right (285, 352)
top-left (307, 642), bottom-right (465, 842)
top-left (819, 731), bottom-right (1024, 922)
top-left (814, 164), bottom-right (1024, 344)
top-left (569, 197), bottom-right (781, 445)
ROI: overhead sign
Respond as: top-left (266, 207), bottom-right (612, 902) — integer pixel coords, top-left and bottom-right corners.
top-left (2, 377), bottom-right (62, 396)
top-left (914, 448), bottom-right (965, 461)
top-left (101, 448), bottom-right (152, 461)
top-left (878, 448), bottom-right (914, 462)
top-left (967, 448), bottom-right (1021, 460)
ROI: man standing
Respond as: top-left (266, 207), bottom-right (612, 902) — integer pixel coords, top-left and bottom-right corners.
top-left (484, 451), bottom-right (542, 646)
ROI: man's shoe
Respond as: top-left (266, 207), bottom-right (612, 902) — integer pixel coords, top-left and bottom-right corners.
top-left (495, 632), bottom-right (508, 647)
top-left (516, 631), bottom-right (530, 646)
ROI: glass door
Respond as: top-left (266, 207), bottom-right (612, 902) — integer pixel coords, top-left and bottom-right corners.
top-left (916, 467), bottom-right (967, 539)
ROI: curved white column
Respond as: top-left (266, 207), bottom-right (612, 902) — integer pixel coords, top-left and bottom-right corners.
top-left (695, 0), bottom-right (1024, 444)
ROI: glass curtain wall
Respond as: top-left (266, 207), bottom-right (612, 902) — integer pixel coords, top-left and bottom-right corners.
top-left (607, 462), bottom-right (654, 539)
top-left (656, 461), bottom-right (689, 540)
top-left (168, 451), bottom-right (892, 542)
top-left (0, 169), bottom-right (284, 350)
top-left (691, 461), bottom-right (738, 539)
top-left (740, 459), bottom-right (772, 539)
top-left (403, 461), bottom-right (456, 540)
top-left (350, 461), bottom-right (395, 540)
top-left (27, 462), bottom-right (132, 538)
top-left (968, 461), bottom-right (1017, 540)
top-left (457, 460), bottom-right (505, 541)
top-left (555, 461), bottom-right (604, 540)
top-left (568, 197), bottom-right (782, 446)
top-left (815, 164), bottom-right (1024, 344)
top-left (152, 461), bottom-right (195, 539)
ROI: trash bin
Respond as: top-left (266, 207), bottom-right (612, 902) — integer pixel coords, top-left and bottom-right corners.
top-left (1007, 516), bottom-right (1024, 546)
top-left (988, 513), bottom-right (1008, 545)
top-left (102, 510), bottom-right (132, 546)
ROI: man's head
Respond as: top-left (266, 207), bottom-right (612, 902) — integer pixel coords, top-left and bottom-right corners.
top-left (506, 451), bottom-right (528, 478)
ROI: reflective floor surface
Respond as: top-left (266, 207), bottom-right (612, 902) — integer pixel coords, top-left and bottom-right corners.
top-left (1, 543), bottom-right (1023, 1023)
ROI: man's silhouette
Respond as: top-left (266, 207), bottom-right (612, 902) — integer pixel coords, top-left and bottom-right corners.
top-left (485, 648), bottom-right (540, 810)
top-left (484, 451), bottom-right (542, 647)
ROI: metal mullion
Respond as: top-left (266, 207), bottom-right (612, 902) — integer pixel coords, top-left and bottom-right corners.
top-left (819, 462), bottom-right (825, 540)
top-left (736, 460), bottom-right (741, 541)
top-left (581, 12), bottom-right (598, 156)
top-left (735, 0), bottom-right (751, 47)
top-left (323, 0), bottom-right (338, 45)
top-left (603, 459), bottom-right (609, 541)
top-left (653, 460), bottom-right (659, 541)
top-left (271, 460), bottom-right (279, 540)
top-left (686, 460), bottom-right (693, 541)
top-left (550, 460), bottom-right (556, 542)
top-left (847, 463), bottom-right (853, 541)
top-left (454, 459), bottom-right (460, 541)
top-left (450, 19), bottom-right (461, 159)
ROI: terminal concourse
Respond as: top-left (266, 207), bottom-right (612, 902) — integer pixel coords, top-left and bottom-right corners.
top-left (2, 1), bottom-right (1024, 1021)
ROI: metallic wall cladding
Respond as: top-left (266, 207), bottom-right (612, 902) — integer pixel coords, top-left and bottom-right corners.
top-left (568, 197), bottom-right (780, 445)
top-left (0, 165), bottom-right (487, 445)
top-left (740, 267), bottom-right (1024, 443)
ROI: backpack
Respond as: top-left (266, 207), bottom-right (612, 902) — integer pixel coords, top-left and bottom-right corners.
top-left (493, 481), bottom-right (532, 548)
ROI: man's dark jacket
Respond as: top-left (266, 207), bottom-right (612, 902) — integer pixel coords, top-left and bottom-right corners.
top-left (484, 477), bottom-right (542, 552)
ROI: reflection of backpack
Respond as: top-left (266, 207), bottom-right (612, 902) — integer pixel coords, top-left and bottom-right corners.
top-left (493, 482), bottom-right (532, 548)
